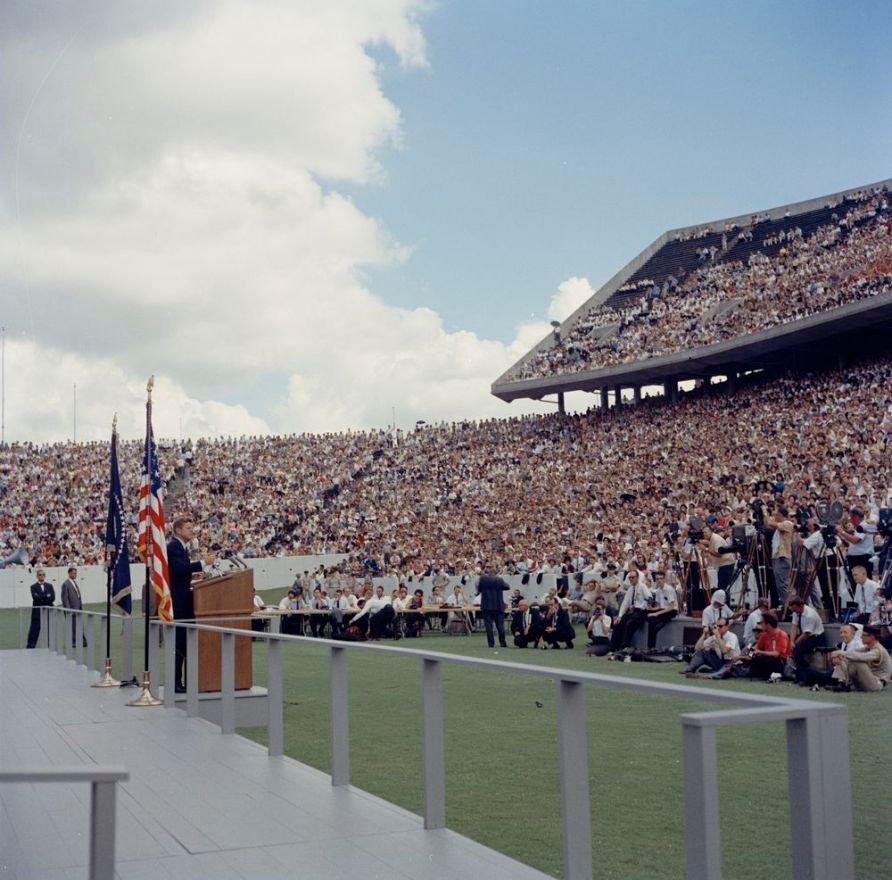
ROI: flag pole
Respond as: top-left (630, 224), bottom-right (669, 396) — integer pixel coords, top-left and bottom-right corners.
top-left (93, 414), bottom-right (121, 688)
top-left (129, 377), bottom-right (162, 707)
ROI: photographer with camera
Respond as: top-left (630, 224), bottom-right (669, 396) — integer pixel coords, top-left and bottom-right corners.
top-left (762, 505), bottom-right (795, 608)
top-left (702, 524), bottom-right (736, 594)
top-left (800, 518), bottom-right (835, 612)
top-left (837, 507), bottom-right (877, 578)
top-left (682, 618), bottom-right (739, 677)
top-left (585, 595), bottom-right (613, 656)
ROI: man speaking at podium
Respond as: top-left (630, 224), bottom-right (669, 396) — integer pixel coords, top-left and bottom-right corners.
top-left (168, 517), bottom-right (215, 693)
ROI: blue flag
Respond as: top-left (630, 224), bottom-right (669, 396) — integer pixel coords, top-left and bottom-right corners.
top-left (106, 427), bottom-right (132, 614)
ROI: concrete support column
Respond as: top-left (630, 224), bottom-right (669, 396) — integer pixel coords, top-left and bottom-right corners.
top-left (599, 387), bottom-right (608, 411)
top-left (613, 385), bottom-right (622, 407)
top-left (633, 385), bottom-right (641, 404)
top-left (557, 392), bottom-right (565, 415)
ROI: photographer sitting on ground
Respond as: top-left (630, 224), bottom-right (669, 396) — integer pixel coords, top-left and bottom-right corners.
top-left (682, 618), bottom-right (739, 676)
top-left (585, 595), bottom-right (613, 656)
top-left (730, 611), bottom-right (791, 680)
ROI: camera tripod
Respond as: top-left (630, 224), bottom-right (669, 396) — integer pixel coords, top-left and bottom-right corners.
top-left (681, 544), bottom-right (712, 614)
top-left (791, 542), bottom-right (849, 621)
top-left (725, 531), bottom-right (772, 610)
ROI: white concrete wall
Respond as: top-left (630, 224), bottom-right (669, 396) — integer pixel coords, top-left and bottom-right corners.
top-left (0, 553), bottom-right (349, 608)
top-left (0, 557), bottom-right (558, 608)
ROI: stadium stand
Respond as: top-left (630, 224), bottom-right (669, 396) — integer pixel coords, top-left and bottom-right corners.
top-left (507, 187), bottom-right (891, 381)
top-left (2, 354), bottom-right (890, 584)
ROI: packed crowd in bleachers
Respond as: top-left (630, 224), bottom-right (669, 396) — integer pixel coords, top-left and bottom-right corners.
top-left (2, 356), bottom-right (890, 587)
top-left (510, 187), bottom-right (891, 381)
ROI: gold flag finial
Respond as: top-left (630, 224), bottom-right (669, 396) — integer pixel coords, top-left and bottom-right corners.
top-left (147, 375), bottom-right (155, 394)
top-left (112, 412), bottom-right (118, 434)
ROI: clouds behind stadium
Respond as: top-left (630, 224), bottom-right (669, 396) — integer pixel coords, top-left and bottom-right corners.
top-left (0, 0), bottom-right (561, 442)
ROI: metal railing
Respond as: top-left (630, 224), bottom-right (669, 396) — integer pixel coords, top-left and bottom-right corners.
top-left (37, 606), bottom-right (854, 880)
top-left (0, 766), bottom-right (129, 880)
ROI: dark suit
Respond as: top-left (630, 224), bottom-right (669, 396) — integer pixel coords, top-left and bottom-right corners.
top-left (478, 574), bottom-right (509, 647)
top-left (542, 606), bottom-right (576, 649)
top-left (167, 538), bottom-right (202, 688)
top-left (511, 607), bottom-right (543, 648)
top-left (61, 578), bottom-right (87, 647)
top-left (27, 580), bottom-right (55, 648)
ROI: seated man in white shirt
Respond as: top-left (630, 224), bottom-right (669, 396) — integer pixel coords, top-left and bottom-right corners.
top-left (849, 565), bottom-right (880, 623)
top-left (801, 623), bottom-right (862, 688)
top-left (646, 570), bottom-right (678, 649)
top-left (742, 597), bottom-right (770, 647)
top-left (831, 625), bottom-right (892, 692)
top-left (788, 595), bottom-right (825, 682)
top-left (610, 570), bottom-right (652, 650)
top-left (682, 618), bottom-right (739, 676)
top-left (352, 585), bottom-right (395, 640)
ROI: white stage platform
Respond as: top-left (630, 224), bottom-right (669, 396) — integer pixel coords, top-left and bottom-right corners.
top-left (0, 650), bottom-right (550, 880)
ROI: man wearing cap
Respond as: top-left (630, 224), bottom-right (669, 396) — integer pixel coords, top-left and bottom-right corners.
top-left (788, 596), bottom-right (825, 682)
top-left (831, 625), bottom-right (892, 692)
top-left (701, 590), bottom-right (732, 634)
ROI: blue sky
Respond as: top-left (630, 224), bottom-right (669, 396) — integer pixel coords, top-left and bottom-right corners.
top-left (0, 0), bottom-right (889, 441)
top-left (353, 0), bottom-right (891, 340)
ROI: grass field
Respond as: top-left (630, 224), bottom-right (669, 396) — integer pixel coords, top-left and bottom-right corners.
top-left (3, 596), bottom-right (889, 879)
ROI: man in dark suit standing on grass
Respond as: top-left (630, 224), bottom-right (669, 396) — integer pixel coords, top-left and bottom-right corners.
top-left (477, 563), bottom-right (509, 648)
top-left (167, 517), bottom-right (213, 692)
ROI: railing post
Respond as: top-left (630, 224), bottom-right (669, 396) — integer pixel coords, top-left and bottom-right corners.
top-left (75, 613), bottom-right (84, 666)
top-left (148, 621), bottom-right (161, 695)
top-left (64, 611), bottom-right (73, 660)
top-left (221, 632), bottom-right (235, 734)
top-left (556, 679), bottom-right (593, 880)
top-left (86, 614), bottom-right (96, 671)
top-left (100, 614), bottom-right (109, 673)
top-left (90, 780), bottom-right (117, 880)
top-left (121, 616), bottom-right (133, 683)
top-left (786, 710), bottom-right (854, 880)
top-left (421, 657), bottom-right (446, 830)
top-left (186, 628), bottom-right (199, 717)
top-left (42, 607), bottom-right (50, 651)
top-left (682, 721), bottom-right (721, 880)
top-left (267, 638), bottom-right (283, 756)
top-left (92, 616), bottom-right (102, 672)
top-left (330, 646), bottom-right (350, 785)
top-left (164, 623), bottom-right (177, 708)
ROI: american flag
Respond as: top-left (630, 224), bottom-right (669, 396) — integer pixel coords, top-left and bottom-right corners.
top-left (137, 400), bottom-right (173, 621)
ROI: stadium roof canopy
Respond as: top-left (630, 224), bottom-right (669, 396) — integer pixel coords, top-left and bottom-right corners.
top-left (492, 177), bottom-right (892, 404)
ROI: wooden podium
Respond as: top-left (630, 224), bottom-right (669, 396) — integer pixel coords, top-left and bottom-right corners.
top-left (192, 569), bottom-right (255, 693)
